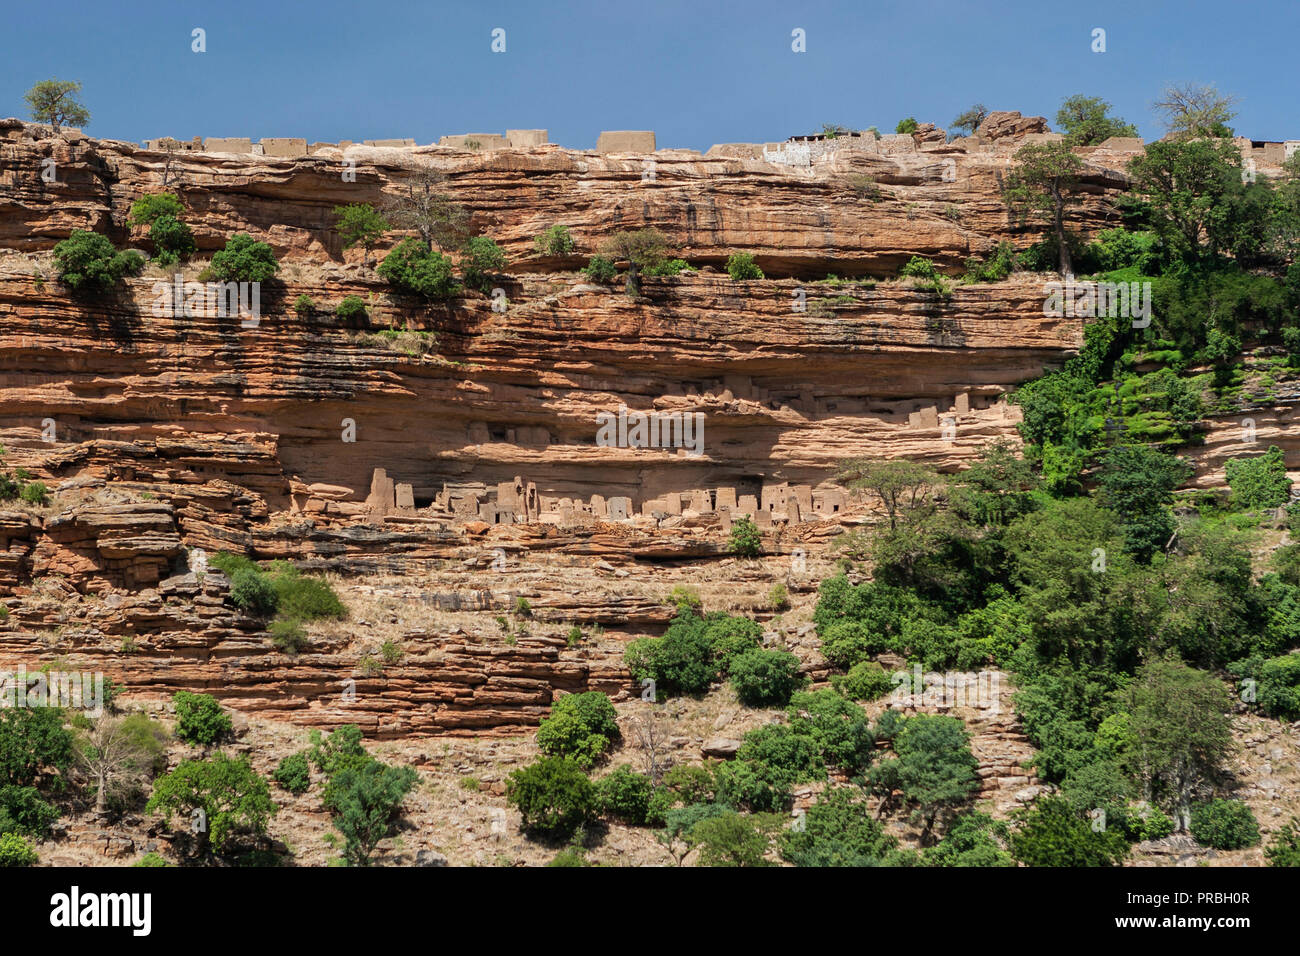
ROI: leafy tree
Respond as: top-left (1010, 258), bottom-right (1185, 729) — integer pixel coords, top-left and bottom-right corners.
top-left (1229, 653), bottom-right (1300, 720)
top-left (0, 786), bottom-right (60, 837)
top-left (322, 758), bottom-right (418, 865)
top-left (831, 660), bottom-right (894, 701)
top-left (52, 230), bottom-right (143, 292)
top-left (334, 296), bottom-right (367, 321)
top-left (835, 458), bottom-right (940, 530)
top-left (595, 764), bottom-right (653, 824)
top-left (377, 238), bottom-right (458, 300)
top-left (172, 691), bottom-right (233, 746)
top-left (381, 168), bottom-right (469, 252)
top-left (786, 690), bottom-right (876, 774)
top-left (460, 235), bottom-right (507, 292)
top-left (1123, 657), bottom-right (1233, 816)
top-left (726, 252), bottom-right (764, 280)
top-left (24, 79), bottom-right (89, 131)
top-left (229, 567), bottom-right (278, 616)
top-left (128, 192), bottom-right (185, 227)
top-left (146, 753), bottom-right (277, 853)
top-left (1153, 83), bottom-right (1238, 139)
top-left (600, 228), bottom-right (672, 296)
top-left (1096, 444), bottom-right (1192, 562)
top-left (1189, 799), bottom-right (1260, 849)
top-left (1003, 142), bottom-right (1086, 275)
top-left (780, 786), bottom-right (896, 866)
top-left (1127, 138), bottom-right (1242, 262)
top-left (728, 516), bottom-right (762, 557)
top-left (1266, 817), bottom-right (1300, 867)
top-left (727, 649), bottom-right (805, 707)
top-left (1225, 446), bottom-right (1292, 510)
top-left (687, 811), bottom-right (773, 867)
top-left (920, 810), bottom-right (1014, 866)
top-left (505, 756), bottom-right (597, 838)
top-left (895, 118), bottom-right (919, 134)
top-left (333, 203), bottom-right (389, 267)
top-left (147, 215), bottom-right (196, 266)
top-left (869, 715), bottom-right (979, 842)
top-left (0, 833), bottom-right (38, 867)
top-left (208, 233), bottom-right (279, 283)
top-left (582, 255), bottom-right (617, 283)
top-left (1054, 95), bottom-right (1138, 147)
top-left (1010, 795), bottom-right (1128, 866)
top-left (950, 104), bottom-right (989, 136)
top-left (74, 713), bottom-right (168, 812)
top-left (308, 725), bottom-right (370, 778)
top-left (534, 224), bottom-right (575, 257)
top-left (955, 440), bottom-right (1040, 527)
top-left (0, 707), bottom-right (73, 789)
top-left (272, 752), bottom-right (311, 794)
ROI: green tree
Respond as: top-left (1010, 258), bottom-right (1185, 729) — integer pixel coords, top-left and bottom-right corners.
top-left (333, 203), bottom-right (389, 267)
top-left (836, 458), bottom-right (940, 531)
top-left (0, 832), bottom-right (38, 867)
top-left (595, 765), bottom-right (653, 824)
top-left (0, 708), bottom-right (73, 789)
top-left (172, 691), bottom-right (232, 746)
top-left (1127, 138), bottom-right (1242, 262)
top-left (688, 811), bottom-right (773, 866)
top-left (146, 753), bottom-right (277, 854)
top-left (24, 79), bottom-right (90, 131)
top-left (1225, 445), bottom-right (1292, 510)
top-left (52, 230), bottom-right (143, 292)
top-left (1054, 95), bottom-right (1138, 147)
top-left (727, 649), bottom-right (805, 707)
top-left (460, 235), bottom-right (507, 292)
top-left (950, 104), bottom-right (989, 136)
top-left (1266, 817), bottom-right (1300, 867)
top-left (779, 786), bottom-right (896, 866)
top-left (1003, 142), bottom-right (1086, 275)
top-left (377, 238), bottom-right (458, 300)
top-left (1189, 799), bottom-right (1260, 849)
top-left (272, 752), bottom-right (311, 794)
top-left (322, 758), bottom-right (418, 865)
top-left (728, 516), bottom-right (762, 557)
top-left (1011, 795), bottom-right (1128, 866)
top-left (148, 215), bottom-right (196, 266)
top-left (128, 193), bottom-right (184, 227)
top-left (600, 228), bottom-right (671, 296)
top-left (1097, 445), bottom-right (1192, 563)
top-left (534, 224), bottom-right (575, 257)
top-left (895, 118), bottom-right (919, 134)
top-left (505, 756), bottom-right (597, 838)
top-left (869, 714), bottom-right (978, 842)
top-left (726, 252), bottom-right (764, 280)
top-left (209, 233), bottom-right (279, 283)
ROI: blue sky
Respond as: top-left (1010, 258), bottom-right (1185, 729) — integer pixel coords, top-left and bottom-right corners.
top-left (2, 0), bottom-right (1295, 149)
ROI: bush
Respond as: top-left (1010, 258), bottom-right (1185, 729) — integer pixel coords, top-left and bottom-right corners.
top-left (335, 296), bottom-right (367, 320)
top-left (172, 691), bottom-right (232, 746)
top-left (831, 660), bottom-right (895, 701)
top-left (1189, 799), bottom-right (1260, 849)
top-left (148, 215), bottom-right (196, 266)
top-left (1266, 817), bottom-right (1300, 867)
top-left (899, 255), bottom-right (938, 280)
top-left (378, 238), bottom-right (458, 300)
top-left (53, 230), bottom-right (144, 291)
top-left (19, 482), bottom-right (48, 506)
top-left (133, 851), bottom-right (170, 867)
top-left (1011, 796), bottom-right (1129, 866)
top-left (728, 649), bottom-right (805, 707)
top-left (272, 752), bottom-right (311, 794)
top-left (1225, 446), bottom-right (1292, 510)
top-left (642, 257), bottom-right (693, 277)
top-left (768, 582), bottom-right (790, 611)
top-left (322, 758), bottom-right (418, 866)
top-left (128, 192), bottom-right (184, 227)
top-left (505, 756), bottom-right (597, 838)
top-left (666, 585), bottom-right (702, 611)
top-left (895, 118), bottom-right (920, 134)
top-left (704, 615), bottom-right (763, 672)
top-left (729, 516), bottom-right (762, 557)
top-left (294, 294), bottom-right (315, 316)
top-left (0, 785), bottom-right (59, 836)
top-left (726, 252), bottom-right (764, 280)
top-left (688, 811), bottom-right (773, 867)
top-left (536, 692), bottom-right (618, 768)
top-left (581, 256), bottom-right (617, 283)
top-left (208, 233), bottom-right (279, 283)
top-left (624, 610), bottom-right (717, 698)
top-left (146, 753), bottom-right (277, 853)
top-left (595, 765), bottom-right (653, 824)
top-left (460, 236), bottom-right (507, 292)
top-left (786, 690), bottom-right (876, 774)
top-left (308, 725), bottom-right (370, 778)
top-left (780, 786), bottom-right (897, 866)
top-left (547, 845), bottom-right (589, 867)
top-left (229, 567), bottom-right (278, 617)
top-left (271, 566), bottom-right (346, 620)
top-left (0, 833), bottom-right (37, 867)
top-left (0, 708), bottom-right (74, 788)
top-left (268, 617), bottom-right (308, 654)
top-left (534, 224), bottom-right (575, 257)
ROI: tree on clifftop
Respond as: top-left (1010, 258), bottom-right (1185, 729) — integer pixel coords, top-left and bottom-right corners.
top-left (1054, 95), bottom-right (1138, 147)
top-left (24, 79), bottom-right (90, 132)
top-left (949, 104), bottom-right (990, 137)
top-left (382, 168), bottom-right (470, 252)
top-left (1153, 83), bottom-right (1238, 140)
top-left (1002, 141), bottom-right (1085, 276)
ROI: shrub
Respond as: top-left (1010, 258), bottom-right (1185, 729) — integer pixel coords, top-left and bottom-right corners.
top-left (581, 256), bottom-right (617, 283)
top-left (1266, 817), bottom-right (1300, 867)
top-left (899, 255), bottom-right (938, 280)
top-left (779, 786), bottom-right (896, 866)
top-left (19, 482), bottom-right (48, 506)
top-left (322, 758), bottom-right (418, 866)
top-left (308, 725), bottom-right (370, 778)
top-left (1229, 653), bottom-right (1300, 720)
top-left (513, 596), bottom-right (532, 617)
top-left (848, 174), bottom-right (879, 200)
top-left (786, 690), bottom-right (875, 773)
top-left (268, 617), bottom-right (308, 654)
top-left (1189, 799), bottom-right (1260, 849)
top-left (0, 785), bottom-right (59, 836)
top-left (666, 585), bottom-right (702, 611)
top-left (0, 707), bottom-right (74, 788)
top-left (133, 852), bottom-right (170, 867)
top-left (895, 118), bottom-right (919, 134)
top-left (332, 203), bottom-right (389, 266)
top-left (704, 615), bottom-right (763, 672)
top-left (534, 224), bottom-right (575, 257)
top-left (831, 660), bottom-right (894, 701)
top-left (229, 567), bottom-right (278, 617)
top-left (380, 640), bottom-right (403, 664)
top-left (596, 765), bottom-right (653, 824)
top-left (0, 833), bottom-right (38, 867)
top-left (148, 215), bottom-right (196, 266)
top-left (53, 230), bottom-right (144, 291)
top-left (146, 753), bottom-right (277, 853)
top-left (293, 294), bottom-right (315, 317)
top-left (642, 258), bottom-right (693, 277)
top-left (768, 582), bottom-right (790, 611)
top-left (729, 516), bottom-right (762, 557)
top-left (377, 238), bottom-right (457, 300)
top-left (335, 296), bottom-right (368, 320)
top-left (272, 752), bottom-right (311, 794)
top-left (728, 649), bottom-right (805, 707)
top-left (536, 692), bottom-right (618, 768)
top-left (128, 192), bottom-right (185, 227)
top-left (460, 236), bottom-right (507, 292)
top-left (505, 756), bottom-right (597, 837)
top-left (1225, 446), bottom-right (1292, 510)
top-left (208, 233), bottom-right (279, 283)
top-left (208, 551), bottom-right (260, 579)
top-left (1010, 796), bottom-right (1129, 866)
top-left (624, 610), bottom-right (717, 698)
top-left (688, 811), bottom-right (773, 866)
top-left (726, 252), bottom-right (764, 280)
top-left (172, 691), bottom-right (232, 746)
top-left (271, 565), bottom-right (346, 620)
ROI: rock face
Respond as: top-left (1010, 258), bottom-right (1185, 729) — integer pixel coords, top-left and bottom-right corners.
top-left (0, 115), bottom-right (1151, 732)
